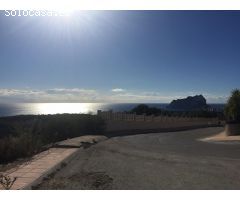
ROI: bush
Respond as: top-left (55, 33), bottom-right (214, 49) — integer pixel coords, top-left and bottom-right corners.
top-left (224, 89), bottom-right (240, 123)
top-left (0, 114), bottom-right (106, 163)
top-left (130, 104), bottom-right (222, 118)
top-left (130, 104), bottom-right (162, 116)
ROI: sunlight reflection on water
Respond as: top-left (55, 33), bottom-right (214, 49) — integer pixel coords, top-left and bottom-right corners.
top-left (35, 103), bottom-right (97, 115)
top-left (0, 103), bottom-right (108, 116)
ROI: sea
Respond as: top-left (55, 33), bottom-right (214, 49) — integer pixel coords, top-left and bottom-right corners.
top-left (0, 103), bottom-right (225, 117)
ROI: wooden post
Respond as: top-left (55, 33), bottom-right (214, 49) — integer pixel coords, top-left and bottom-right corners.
top-left (97, 110), bottom-right (102, 116)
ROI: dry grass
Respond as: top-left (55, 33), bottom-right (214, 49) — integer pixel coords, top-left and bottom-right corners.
top-left (0, 114), bottom-right (106, 164)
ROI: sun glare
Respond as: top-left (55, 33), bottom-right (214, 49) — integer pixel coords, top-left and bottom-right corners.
top-left (36, 103), bottom-right (95, 115)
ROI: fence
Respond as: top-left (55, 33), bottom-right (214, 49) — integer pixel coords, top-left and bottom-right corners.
top-left (97, 110), bottom-right (218, 123)
top-left (97, 110), bottom-right (220, 132)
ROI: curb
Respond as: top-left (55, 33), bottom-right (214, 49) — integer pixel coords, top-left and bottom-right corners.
top-left (21, 147), bottom-right (81, 190)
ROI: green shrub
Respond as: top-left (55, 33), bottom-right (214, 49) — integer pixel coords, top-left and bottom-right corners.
top-left (224, 89), bottom-right (240, 123)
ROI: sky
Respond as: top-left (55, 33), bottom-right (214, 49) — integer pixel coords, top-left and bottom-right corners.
top-left (0, 10), bottom-right (239, 103)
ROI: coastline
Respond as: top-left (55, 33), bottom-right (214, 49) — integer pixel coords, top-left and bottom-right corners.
top-left (0, 103), bottom-right (225, 117)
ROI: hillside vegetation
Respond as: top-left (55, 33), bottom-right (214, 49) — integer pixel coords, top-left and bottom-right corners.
top-left (0, 114), bottom-right (106, 164)
top-left (130, 104), bottom-right (223, 118)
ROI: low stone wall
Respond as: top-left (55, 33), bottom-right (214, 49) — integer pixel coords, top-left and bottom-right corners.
top-left (105, 118), bottom-right (219, 133)
top-left (225, 123), bottom-right (240, 136)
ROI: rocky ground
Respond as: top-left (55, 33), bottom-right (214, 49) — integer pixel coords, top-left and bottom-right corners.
top-left (35, 127), bottom-right (240, 189)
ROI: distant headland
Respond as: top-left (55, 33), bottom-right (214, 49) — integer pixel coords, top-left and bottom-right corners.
top-left (167, 95), bottom-right (209, 111)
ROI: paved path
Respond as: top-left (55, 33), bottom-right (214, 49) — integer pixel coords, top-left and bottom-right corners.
top-left (200, 131), bottom-right (240, 143)
top-left (35, 127), bottom-right (240, 190)
top-left (0, 135), bottom-right (107, 190)
top-left (6, 148), bottom-right (78, 190)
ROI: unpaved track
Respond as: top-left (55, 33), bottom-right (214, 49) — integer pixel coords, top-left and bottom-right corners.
top-left (36, 127), bottom-right (240, 189)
